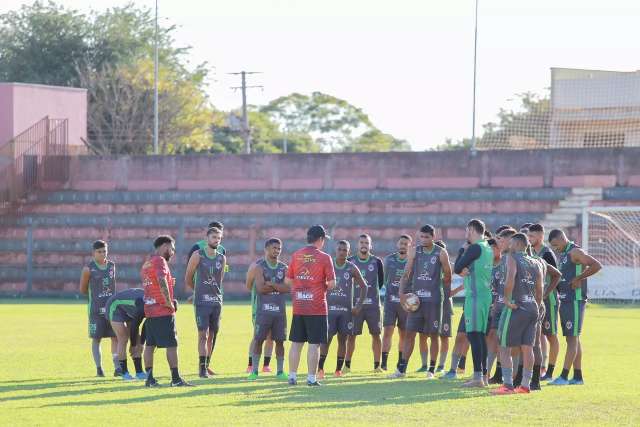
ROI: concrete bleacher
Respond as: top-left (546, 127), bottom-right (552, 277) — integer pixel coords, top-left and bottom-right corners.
top-left (1, 149), bottom-right (639, 297)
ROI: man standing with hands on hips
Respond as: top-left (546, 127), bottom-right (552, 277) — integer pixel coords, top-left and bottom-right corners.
top-left (285, 225), bottom-right (336, 386)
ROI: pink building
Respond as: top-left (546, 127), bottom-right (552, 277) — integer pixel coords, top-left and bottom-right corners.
top-left (0, 82), bottom-right (87, 154)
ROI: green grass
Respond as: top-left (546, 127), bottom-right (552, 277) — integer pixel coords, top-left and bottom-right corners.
top-left (1, 301), bottom-right (638, 426)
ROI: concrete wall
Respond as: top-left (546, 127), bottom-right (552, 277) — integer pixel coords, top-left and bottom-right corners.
top-left (0, 83), bottom-right (87, 152)
top-left (67, 148), bottom-right (640, 191)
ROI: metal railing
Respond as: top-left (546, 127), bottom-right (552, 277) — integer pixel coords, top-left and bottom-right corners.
top-left (0, 117), bottom-right (69, 214)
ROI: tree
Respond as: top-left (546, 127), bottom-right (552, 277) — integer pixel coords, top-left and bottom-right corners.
top-left (260, 92), bottom-right (405, 152)
top-left (437, 91), bottom-right (550, 150)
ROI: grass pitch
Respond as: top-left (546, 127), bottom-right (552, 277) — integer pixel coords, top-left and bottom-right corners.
top-left (0, 301), bottom-right (638, 426)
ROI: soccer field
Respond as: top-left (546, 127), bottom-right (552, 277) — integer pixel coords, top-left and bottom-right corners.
top-left (1, 301), bottom-right (638, 426)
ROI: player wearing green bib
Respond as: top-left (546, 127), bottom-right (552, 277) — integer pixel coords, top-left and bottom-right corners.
top-left (454, 219), bottom-right (494, 387)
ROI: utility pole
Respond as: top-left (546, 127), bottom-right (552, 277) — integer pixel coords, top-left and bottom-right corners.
top-left (153, 0), bottom-right (159, 154)
top-left (229, 71), bottom-right (263, 154)
top-left (470, 0), bottom-right (479, 154)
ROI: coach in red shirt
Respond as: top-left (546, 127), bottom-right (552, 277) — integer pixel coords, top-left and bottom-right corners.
top-left (285, 225), bottom-right (336, 386)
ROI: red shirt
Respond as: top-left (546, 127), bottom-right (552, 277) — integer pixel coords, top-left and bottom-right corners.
top-left (142, 255), bottom-right (175, 317)
top-left (287, 245), bottom-right (335, 315)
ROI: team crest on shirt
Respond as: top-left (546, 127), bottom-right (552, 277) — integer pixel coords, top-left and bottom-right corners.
top-left (431, 256), bottom-right (437, 264)
top-left (216, 261), bottom-right (222, 270)
top-left (343, 272), bottom-right (350, 280)
top-left (277, 270), bottom-right (284, 280)
top-left (566, 321), bottom-right (573, 330)
top-left (544, 321), bottom-right (550, 329)
top-left (368, 264), bottom-right (375, 272)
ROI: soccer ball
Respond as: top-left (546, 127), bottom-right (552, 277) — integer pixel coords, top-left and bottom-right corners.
top-left (402, 293), bottom-right (420, 312)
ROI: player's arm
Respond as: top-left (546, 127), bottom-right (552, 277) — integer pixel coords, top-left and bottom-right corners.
top-left (324, 255), bottom-right (336, 290)
top-left (155, 260), bottom-right (173, 310)
top-left (504, 254), bottom-right (517, 309)
top-left (534, 263), bottom-right (544, 306)
top-left (440, 249), bottom-right (452, 298)
top-left (245, 262), bottom-right (257, 292)
top-left (352, 265), bottom-right (368, 314)
top-left (570, 248), bottom-right (603, 289)
top-left (79, 266), bottom-right (90, 295)
top-left (187, 243), bottom-right (200, 261)
top-left (184, 251), bottom-right (200, 291)
top-left (216, 254), bottom-right (226, 285)
top-left (543, 263), bottom-right (562, 298)
top-left (376, 257), bottom-right (384, 289)
top-left (254, 265), bottom-right (275, 294)
top-left (453, 244), bottom-right (481, 275)
top-left (399, 246), bottom-right (416, 303)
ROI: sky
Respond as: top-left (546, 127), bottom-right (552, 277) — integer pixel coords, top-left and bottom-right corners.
top-left (2, 0), bottom-right (639, 150)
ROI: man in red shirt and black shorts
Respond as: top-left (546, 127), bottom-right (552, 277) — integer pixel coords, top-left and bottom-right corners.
top-left (141, 235), bottom-right (193, 387)
top-left (285, 225), bottom-right (336, 386)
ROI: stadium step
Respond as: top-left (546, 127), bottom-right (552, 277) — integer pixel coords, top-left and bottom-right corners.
top-left (541, 187), bottom-right (603, 230)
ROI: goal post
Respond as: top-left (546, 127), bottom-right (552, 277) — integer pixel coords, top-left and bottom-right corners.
top-left (582, 206), bottom-right (640, 301)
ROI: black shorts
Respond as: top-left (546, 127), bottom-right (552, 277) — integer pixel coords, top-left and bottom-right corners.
top-left (109, 305), bottom-right (132, 323)
top-left (383, 302), bottom-right (408, 329)
top-left (255, 313), bottom-right (287, 342)
top-left (542, 295), bottom-right (559, 336)
top-left (560, 299), bottom-right (586, 337)
top-left (144, 315), bottom-right (178, 348)
top-left (353, 306), bottom-right (381, 335)
top-left (289, 314), bottom-right (328, 344)
top-left (498, 307), bottom-right (537, 347)
top-left (89, 313), bottom-right (115, 339)
top-left (440, 300), bottom-right (453, 337)
top-left (195, 304), bottom-right (221, 332)
top-left (328, 310), bottom-right (354, 337)
top-left (406, 300), bottom-right (442, 334)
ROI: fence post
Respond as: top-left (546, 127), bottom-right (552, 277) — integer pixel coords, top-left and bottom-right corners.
top-left (176, 220), bottom-right (186, 298)
top-left (26, 224), bottom-right (34, 296)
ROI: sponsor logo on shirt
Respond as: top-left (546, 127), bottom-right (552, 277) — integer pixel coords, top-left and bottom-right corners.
top-left (329, 305), bottom-right (348, 312)
top-left (144, 297), bottom-right (156, 305)
top-left (296, 268), bottom-right (313, 281)
top-left (262, 303), bottom-right (280, 312)
top-left (362, 297), bottom-right (373, 305)
top-left (303, 254), bottom-right (316, 263)
top-left (416, 290), bottom-right (432, 298)
top-left (296, 291), bottom-right (314, 301)
top-left (98, 307), bottom-right (106, 314)
top-left (203, 295), bottom-right (221, 303)
top-left (390, 295), bottom-right (400, 303)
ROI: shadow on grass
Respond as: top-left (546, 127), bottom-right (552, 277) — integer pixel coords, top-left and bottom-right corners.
top-left (0, 378), bottom-right (112, 394)
top-left (35, 375), bottom-right (488, 408)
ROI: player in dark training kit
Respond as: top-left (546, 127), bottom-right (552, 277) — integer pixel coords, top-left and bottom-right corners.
top-left (492, 233), bottom-right (544, 394)
top-left (248, 238), bottom-right (289, 380)
top-left (454, 219), bottom-right (494, 387)
top-left (319, 240), bottom-right (367, 378)
top-left (142, 235), bottom-right (192, 387)
top-left (548, 229), bottom-right (602, 386)
top-left (185, 227), bottom-right (226, 378)
top-left (381, 235), bottom-right (412, 371)
top-left (79, 240), bottom-right (117, 377)
top-left (390, 225), bottom-right (452, 379)
top-left (346, 234), bottom-right (385, 373)
top-left (105, 287), bottom-right (147, 380)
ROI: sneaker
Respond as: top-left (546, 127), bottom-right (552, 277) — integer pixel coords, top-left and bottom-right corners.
top-left (135, 372), bottom-right (148, 380)
top-left (416, 365), bottom-right (428, 373)
top-left (456, 368), bottom-right (466, 375)
top-left (488, 375), bottom-right (503, 385)
top-left (171, 378), bottom-right (195, 387)
top-left (441, 370), bottom-right (457, 380)
top-left (514, 386), bottom-right (530, 394)
top-left (307, 380), bottom-right (322, 386)
top-left (122, 372), bottom-right (135, 381)
top-left (388, 370), bottom-right (406, 379)
top-left (568, 378), bottom-right (584, 385)
top-left (343, 366), bottom-right (351, 374)
top-left (113, 368), bottom-right (123, 377)
top-left (425, 372), bottom-right (435, 379)
top-left (317, 369), bottom-right (325, 380)
top-left (380, 365), bottom-right (388, 371)
top-left (145, 377), bottom-right (161, 388)
top-left (207, 367), bottom-right (216, 376)
top-left (199, 369), bottom-right (209, 379)
top-left (96, 367), bottom-right (105, 377)
top-left (461, 379), bottom-right (486, 388)
top-left (490, 384), bottom-right (515, 395)
top-left (540, 372), bottom-right (554, 381)
top-left (530, 381), bottom-right (541, 391)
top-left (374, 367), bottom-right (384, 373)
top-left (435, 366), bottom-right (445, 374)
top-left (262, 366), bottom-right (272, 373)
top-left (288, 377), bottom-right (297, 386)
top-left (245, 365), bottom-right (253, 374)
top-left (247, 372), bottom-right (259, 381)
top-left (334, 370), bottom-right (344, 378)
top-left (548, 377), bottom-right (570, 386)
top-left (276, 372), bottom-right (288, 380)
top-left (540, 367), bottom-right (547, 377)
